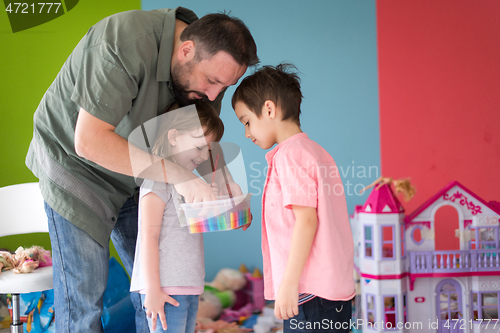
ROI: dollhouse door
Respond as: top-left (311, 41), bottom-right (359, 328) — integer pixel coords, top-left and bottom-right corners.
top-left (436, 279), bottom-right (464, 333)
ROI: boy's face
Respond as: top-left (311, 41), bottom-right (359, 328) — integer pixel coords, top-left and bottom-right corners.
top-left (234, 101), bottom-right (277, 150)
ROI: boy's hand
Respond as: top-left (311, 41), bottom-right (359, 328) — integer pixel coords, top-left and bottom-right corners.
top-left (144, 290), bottom-right (179, 331)
top-left (274, 283), bottom-right (299, 320)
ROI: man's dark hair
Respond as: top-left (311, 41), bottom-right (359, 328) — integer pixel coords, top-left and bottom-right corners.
top-left (181, 12), bottom-right (259, 67)
top-left (232, 63), bottom-right (302, 126)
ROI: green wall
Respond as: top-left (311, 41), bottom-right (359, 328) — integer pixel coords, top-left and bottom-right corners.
top-left (0, 0), bottom-right (140, 264)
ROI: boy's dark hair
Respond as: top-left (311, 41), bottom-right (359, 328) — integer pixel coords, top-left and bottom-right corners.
top-left (181, 13), bottom-right (259, 67)
top-left (231, 63), bottom-right (302, 126)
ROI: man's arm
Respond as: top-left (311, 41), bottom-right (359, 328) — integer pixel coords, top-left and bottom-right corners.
top-left (74, 108), bottom-right (216, 203)
top-left (274, 205), bottom-right (318, 320)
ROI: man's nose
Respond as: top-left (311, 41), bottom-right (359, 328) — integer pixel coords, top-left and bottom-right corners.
top-left (205, 85), bottom-right (223, 101)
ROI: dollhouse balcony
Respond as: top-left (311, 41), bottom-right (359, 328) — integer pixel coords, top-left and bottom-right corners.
top-left (410, 249), bottom-right (500, 274)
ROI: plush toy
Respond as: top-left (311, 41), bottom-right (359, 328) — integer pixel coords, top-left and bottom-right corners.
top-left (208, 268), bottom-right (247, 293)
top-left (0, 250), bottom-right (16, 273)
top-left (198, 291), bottom-right (223, 321)
top-left (0, 246), bottom-right (51, 275)
top-left (196, 268), bottom-right (249, 333)
top-left (203, 268), bottom-right (247, 311)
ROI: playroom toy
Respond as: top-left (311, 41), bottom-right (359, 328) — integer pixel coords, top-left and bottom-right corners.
top-left (0, 246), bottom-right (51, 275)
top-left (233, 265), bottom-right (265, 312)
top-left (350, 180), bottom-right (500, 333)
top-left (181, 194), bottom-right (251, 234)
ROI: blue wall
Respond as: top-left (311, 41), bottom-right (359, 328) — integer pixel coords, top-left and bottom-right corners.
top-left (142, 0), bottom-right (380, 280)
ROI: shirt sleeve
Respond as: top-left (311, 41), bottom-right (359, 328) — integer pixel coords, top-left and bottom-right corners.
top-left (70, 26), bottom-right (139, 127)
top-left (140, 179), bottom-right (172, 204)
top-left (277, 151), bottom-right (318, 209)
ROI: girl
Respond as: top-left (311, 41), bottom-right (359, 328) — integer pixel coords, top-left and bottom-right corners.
top-left (130, 102), bottom-right (224, 332)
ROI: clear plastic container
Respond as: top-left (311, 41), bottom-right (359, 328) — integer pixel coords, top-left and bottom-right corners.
top-left (180, 194), bottom-right (251, 233)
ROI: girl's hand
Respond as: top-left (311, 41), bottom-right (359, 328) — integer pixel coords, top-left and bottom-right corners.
top-left (144, 290), bottom-right (179, 331)
top-left (219, 180), bottom-right (243, 197)
top-left (175, 173), bottom-right (217, 203)
top-left (210, 182), bottom-right (219, 196)
top-left (274, 283), bottom-right (299, 320)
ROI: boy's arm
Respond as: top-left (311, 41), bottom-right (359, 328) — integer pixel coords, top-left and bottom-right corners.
top-left (274, 205), bottom-right (318, 320)
top-left (140, 192), bottom-right (179, 331)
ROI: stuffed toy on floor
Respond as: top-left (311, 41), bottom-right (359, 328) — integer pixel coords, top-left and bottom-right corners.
top-left (0, 246), bottom-right (51, 274)
top-left (196, 268), bottom-right (250, 333)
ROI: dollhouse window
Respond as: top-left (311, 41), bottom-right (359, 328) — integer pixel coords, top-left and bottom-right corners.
top-left (411, 226), bottom-right (424, 245)
top-left (401, 225), bottom-right (406, 258)
top-left (364, 225), bottom-right (373, 258)
top-left (472, 293), bottom-right (478, 320)
top-left (383, 295), bottom-right (397, 329)
top-left (402, 293), bottom-right (407, 324)
top-left (381, 225), bottom-right (395, 259)
top-left (481, 293), bottom-right (498, 321)
top-left (469, 230), bottom-right (477, 250)
top-left (469, 227), bottom-right (499, 250)
top-left (472, 292), bottom-right (499, 321)
top-left (366, 294), bottom-right (376, 324)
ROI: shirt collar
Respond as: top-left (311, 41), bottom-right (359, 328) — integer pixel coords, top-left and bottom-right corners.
top-left (265, 132), bottom-right (308, 164)
top-left (156, 7), bottom-right (198, 83)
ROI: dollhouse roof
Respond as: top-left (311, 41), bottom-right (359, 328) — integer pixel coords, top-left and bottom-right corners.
top-left (350, 205), bottom-right (364, 219)
top-left (405, 181), bottom-right (500, 223)
top-left (360, 183), bottom-right (404, 214)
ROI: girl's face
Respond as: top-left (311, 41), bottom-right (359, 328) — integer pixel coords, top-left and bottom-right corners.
top-left (169, 127), bottom-right (216, 171)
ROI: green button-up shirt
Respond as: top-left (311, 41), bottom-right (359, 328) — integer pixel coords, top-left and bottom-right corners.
top-left (26, 7), bottom-right (223, 246)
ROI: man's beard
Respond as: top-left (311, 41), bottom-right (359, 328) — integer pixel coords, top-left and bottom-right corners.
top-left (171, 61), bottom-right (208, 107)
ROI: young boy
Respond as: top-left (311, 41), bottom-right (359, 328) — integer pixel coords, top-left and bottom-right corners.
top-left (232, 64), bottom-right (355, 332)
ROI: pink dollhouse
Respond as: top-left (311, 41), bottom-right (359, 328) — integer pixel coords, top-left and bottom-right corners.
top-left (350, 181), bottom-right (500, 333)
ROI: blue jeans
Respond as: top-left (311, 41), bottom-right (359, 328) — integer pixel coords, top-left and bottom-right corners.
top-left (284, 297), bottom-right (352, 333)
top-left (140, 294), bottom-right (199, 333)
top-left (45, 197), bottom-right (149, 333)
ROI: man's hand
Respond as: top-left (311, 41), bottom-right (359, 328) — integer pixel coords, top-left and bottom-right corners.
top-left (144, 290), bottom-right (179, 331)
top-left (274, 282), bottom-right (299, 320)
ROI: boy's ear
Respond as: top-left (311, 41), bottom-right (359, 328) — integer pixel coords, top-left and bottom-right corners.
top-left (168, 129), bottom-right (178, 146)
top-left (177, 40), bottom-right (195, 63)
top-left (263, 100), bottom-right (277, 120)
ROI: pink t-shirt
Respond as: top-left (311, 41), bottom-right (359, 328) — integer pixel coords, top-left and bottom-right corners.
top-left (262, 133), bottom-right (355, 301)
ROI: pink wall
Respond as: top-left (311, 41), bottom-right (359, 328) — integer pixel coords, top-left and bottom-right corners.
top-left (377, 0), bottom-right (500, 223)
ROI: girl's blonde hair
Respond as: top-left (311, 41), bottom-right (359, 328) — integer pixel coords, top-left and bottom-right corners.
top-left (151, 102), bottom-right (224, 159)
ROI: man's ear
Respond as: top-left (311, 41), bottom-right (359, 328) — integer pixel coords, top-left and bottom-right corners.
top-left (168, 129), bottom-right (178, 146)
top-left (177, 40), bottom-right (195, 62)
top-left (263, 100), bottom-right (277, 120)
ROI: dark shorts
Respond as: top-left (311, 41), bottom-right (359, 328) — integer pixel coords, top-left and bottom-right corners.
top-left (284, 297), bottom-right (353, 333)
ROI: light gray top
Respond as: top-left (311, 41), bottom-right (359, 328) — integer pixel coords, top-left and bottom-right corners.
top-left (130, 179), bottom-right (205, 292)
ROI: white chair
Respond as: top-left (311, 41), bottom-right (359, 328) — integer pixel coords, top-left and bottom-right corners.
top-left (0, 183), bottom-right (53, 333)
